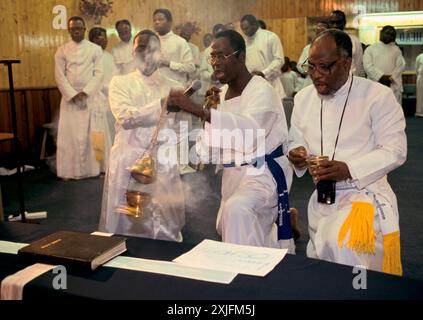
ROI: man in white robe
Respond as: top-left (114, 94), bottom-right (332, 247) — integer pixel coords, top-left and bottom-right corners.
top-left (178, 23), bottom-right (201, 86)
top-left (153, 8), bottom-right (196, 175)
top-left (112, 20), bottom-right (136, 75)
top-left (288, 29), bottom-right (407, 275)
top-left (89, 27), bottom-right (118, 172)
top-left (297, 21), bottom-right (329, 90)
top-left (329, 10), bottom-right (365, 77)
top-left (416, 53), bottom-right (423, 117)
top-left (167, 30), bottom-right (295, 252)
top-left (100, 30), bottom-right (185, 241)
top-left (364, 26), bottom-right (406, 104)
top-left (54, 16), bottom-right (104, 180)
top-left (240, 14), bottom-right (286, 99)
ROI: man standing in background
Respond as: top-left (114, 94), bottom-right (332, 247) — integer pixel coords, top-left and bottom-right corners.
top-left (112, 19), bottom-right (136, 75)
top-left (364, 25), bottom-right (405, 104)
top-left (54, 16), bottom-right (104, 180)
top-left (329, 10), bottom-right (365, 77)
top-left (153, 8), bottom-right (196, 175)
top-left (240, 14), bottom-right (286, 99)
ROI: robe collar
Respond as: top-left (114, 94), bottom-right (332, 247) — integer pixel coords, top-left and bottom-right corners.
top-left (318, 73), bottom-right (353, 101)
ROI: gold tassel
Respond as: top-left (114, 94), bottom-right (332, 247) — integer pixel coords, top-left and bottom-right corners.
top-left (382, 231), bottom-right (403, 276)
top-left (91, 131), bottom-right (105, 161)
top-left (338, 201), bottom-right (376, 255)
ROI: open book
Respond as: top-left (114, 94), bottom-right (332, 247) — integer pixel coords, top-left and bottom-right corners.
top-left (18, 231), bottom-right (127, 271)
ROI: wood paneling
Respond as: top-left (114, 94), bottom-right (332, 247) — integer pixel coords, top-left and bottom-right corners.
top-left (266, 18), bottom-right (307, 63)
top-left (0, 88), bottom-right (61, 158)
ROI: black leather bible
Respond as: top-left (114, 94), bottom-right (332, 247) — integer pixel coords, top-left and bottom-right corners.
top-left (18, 231), bottom-right (127, 271)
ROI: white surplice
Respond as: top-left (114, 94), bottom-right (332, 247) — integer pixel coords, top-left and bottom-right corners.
top-left (288, 75), bottom-right (407, 272)
top-left (99, 69), bottom-right (185, 241)
top-left (363, 41), bottom-right (406, 103)
top-left (111, 39), bottom-right (137, 75)
top-left (245, 28), bottom-right (286, 99)
top-left (196, 76), bottom-right (294, 252)
top-left (416, 53), bottom-right (423, 117)
top-left (54, 39), bottom-right (104, 179)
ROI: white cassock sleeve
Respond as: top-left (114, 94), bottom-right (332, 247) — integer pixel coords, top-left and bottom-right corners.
top-left (199, 51), bottom-right (214, 83)
top-left (391, 52), bottom-right (406, 84)
top-left (287, 93), bottom-right (309, 177)
top-left (108, 77), bottom-right (162, 130)
top-left (83, 46), bottom-right (104, 96)
top-left (363, 47), bottom-right (384, 82)
top-left (262, 34), bottom-right (284, 80)
top-left (346, 90), bottom-right (407, 189)
top-left (54, 47), bottom-right (78, 102)
top-left (169, 42), bottom-right (196, 75)
top-left (203, 91), bottom-right (280, 154)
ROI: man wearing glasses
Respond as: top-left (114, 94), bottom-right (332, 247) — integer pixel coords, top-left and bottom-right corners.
top-left (55, 16), bottom-right (104, 180)
top-left (288, 29), bottom-right (406, 275)
top-left (167, 30), bottom-right (295, 252)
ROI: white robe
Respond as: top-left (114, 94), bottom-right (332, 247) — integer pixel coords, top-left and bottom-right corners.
top-left (54, 39), bottom-right (104, 179)
top-left (197, 76), bottom-right (294, 252)
top-left (158, 31), bottom-right (196, 169)
top-left (363, 41), bottom-right (405, 104)
top-left (415, 53), bottom-right (423, 117)
top-left (245, 28), bottom-right (286, 99)
top-left (188, 42), bottom-right (200, 84)
top-left (349, 33), bottom-right (365, 77)
top-left (99, 69), bottom-right (185, 241)
top-left (289, 76), bottom-right (407, 272)
top-left (281, 71), bottom-right (300, 97)
top-left (158, 31), bottom-right (195, 85)
top-left (90, 50), bottom-right (118, 172)
top-left (111, 39), bottom-right (137, 75)
top-left (297, 44), bottom-right (313, 90)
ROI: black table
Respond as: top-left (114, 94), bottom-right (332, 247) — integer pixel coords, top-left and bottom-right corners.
top-left (1, 222), bottom-right (422, 300)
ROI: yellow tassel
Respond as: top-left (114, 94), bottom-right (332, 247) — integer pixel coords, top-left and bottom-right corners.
top-left (382, 231), bottom-right (403, 276)
top-left (91, 131), bottom-right (105, 161)
top-left (338, 201), bottom-right (376, 255)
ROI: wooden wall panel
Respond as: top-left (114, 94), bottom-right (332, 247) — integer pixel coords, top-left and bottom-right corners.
top-left (0, 88), bottom-right (61, 158)
top-left (266, 18), bottom-right (307, 63)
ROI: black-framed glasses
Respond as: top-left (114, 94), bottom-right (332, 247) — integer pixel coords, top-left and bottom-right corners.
top-left (207, 50), bottom-right (239, 64)
top-left (301, 59), bottom-right (338, 75)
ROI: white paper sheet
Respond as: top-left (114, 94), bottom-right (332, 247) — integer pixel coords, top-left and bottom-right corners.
top-left (104, 256), bottom-right (237, 284)
top-left (173, 239), bottom-right (287, 277)
top-left (0, 241), bottom-right (28, 255)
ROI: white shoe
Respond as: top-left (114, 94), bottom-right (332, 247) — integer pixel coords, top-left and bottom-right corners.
top-left (179, 165), bottom-right (196, 175)
top-left (415, 113), bottom-right (423, 117)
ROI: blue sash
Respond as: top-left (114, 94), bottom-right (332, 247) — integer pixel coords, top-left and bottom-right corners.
top-left (223, 146), bottom-right (293, 240)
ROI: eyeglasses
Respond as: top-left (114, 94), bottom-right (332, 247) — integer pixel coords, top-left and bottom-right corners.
top-left (207, 50), bottom-right (239, 64)
top-left (301, 59), bottom-right (338, 75)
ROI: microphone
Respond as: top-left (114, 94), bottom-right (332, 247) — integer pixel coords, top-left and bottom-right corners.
top-left (167, 80), bottom-right (202, 113)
